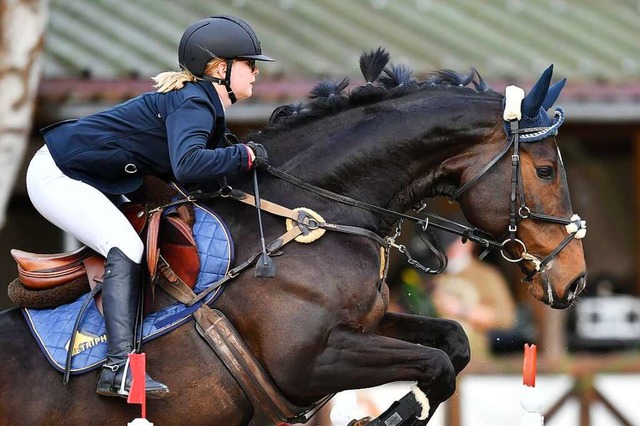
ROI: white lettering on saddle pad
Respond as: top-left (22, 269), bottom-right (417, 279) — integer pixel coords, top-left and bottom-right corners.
top-left (65, 331), bottom-right (107, 356)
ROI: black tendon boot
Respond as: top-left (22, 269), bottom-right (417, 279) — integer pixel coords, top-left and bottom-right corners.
top-left (366, 387), bottom-right (430, 426)
top-left (96, 247), bottom-right (169, 399)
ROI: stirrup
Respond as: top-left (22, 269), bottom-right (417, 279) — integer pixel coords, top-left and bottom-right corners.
top-left (96, 358), bottom-right (169, 399)
top-left (96, 361), bottom-right (126, 398)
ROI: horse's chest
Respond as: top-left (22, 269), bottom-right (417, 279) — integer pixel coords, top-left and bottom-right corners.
top-left (344, 277), bottom-right (389, 332)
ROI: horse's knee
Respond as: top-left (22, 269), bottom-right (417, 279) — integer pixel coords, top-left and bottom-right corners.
top-left (423, 349), bottom-right (457, 400)
top-left (442, 320), bottom-right (470, 374)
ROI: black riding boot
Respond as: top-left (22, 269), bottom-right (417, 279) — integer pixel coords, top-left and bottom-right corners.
top-left (96, 247), bottom-right (169, 399)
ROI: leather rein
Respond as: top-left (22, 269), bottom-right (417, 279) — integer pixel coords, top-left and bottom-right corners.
top-left (266, 165), bottom-right (500, 274)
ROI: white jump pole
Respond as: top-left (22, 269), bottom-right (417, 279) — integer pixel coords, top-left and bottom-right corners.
top-left (520, 343), bottom-right (544, 426)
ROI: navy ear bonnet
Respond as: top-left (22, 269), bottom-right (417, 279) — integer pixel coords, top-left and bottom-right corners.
top-left (503, 65), bottom-right (566, 142)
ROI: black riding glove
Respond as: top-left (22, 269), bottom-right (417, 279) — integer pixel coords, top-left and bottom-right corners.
top-left (246, 142), bottom-right (269, 171)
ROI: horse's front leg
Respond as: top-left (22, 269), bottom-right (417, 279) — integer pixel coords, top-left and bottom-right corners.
top-left (305, 326), bottom-right (455, 425)
top-left (367, 311), bottom-right (471, 425)
top-left (376, 311), bottom-right (471, 375)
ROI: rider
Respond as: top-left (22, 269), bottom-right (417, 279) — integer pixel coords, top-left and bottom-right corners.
top-left (25, 15), bottom-right (273, 399)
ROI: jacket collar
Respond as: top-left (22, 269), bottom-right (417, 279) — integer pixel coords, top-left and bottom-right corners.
top-left (196, 80), bottom-right (225, 119)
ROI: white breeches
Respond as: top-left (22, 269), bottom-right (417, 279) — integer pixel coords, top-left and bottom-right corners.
top-left (26, 145), bottom-right (144, 263)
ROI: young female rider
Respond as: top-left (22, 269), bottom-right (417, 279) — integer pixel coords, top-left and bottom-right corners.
top-left (25, 15), bottom-right (273, 399)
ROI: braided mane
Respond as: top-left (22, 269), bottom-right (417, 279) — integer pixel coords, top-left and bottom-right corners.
top-left (262, 47), bottom-right (494, 134)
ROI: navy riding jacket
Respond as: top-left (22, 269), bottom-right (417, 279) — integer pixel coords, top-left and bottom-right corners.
top-left (42, 81), bottom-right (251, 194)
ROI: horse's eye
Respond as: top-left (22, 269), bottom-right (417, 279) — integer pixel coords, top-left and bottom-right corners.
top-left (536, 167), bottom-right (554, 180)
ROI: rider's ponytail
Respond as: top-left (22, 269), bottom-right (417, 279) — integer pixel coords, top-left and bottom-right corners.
top-left (152, 58), bottom-right (226, 93)
top-left (152, 70), bottom-right (197, 93)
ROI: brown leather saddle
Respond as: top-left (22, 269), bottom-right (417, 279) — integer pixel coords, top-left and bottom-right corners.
top-left (10, 203), bottom-right (199, 309)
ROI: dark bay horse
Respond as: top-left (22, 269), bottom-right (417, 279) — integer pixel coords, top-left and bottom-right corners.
top-left (0, 52), bottom-right (586, 425)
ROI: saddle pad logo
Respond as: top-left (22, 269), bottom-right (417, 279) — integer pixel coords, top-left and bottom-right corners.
top-left (65, 331), bottom-right (107, 356)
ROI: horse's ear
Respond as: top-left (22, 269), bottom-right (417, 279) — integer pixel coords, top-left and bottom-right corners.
top-left (522, 65), bottom-right (554, 118)
top-left (541, 78), bottom-right (566, 110)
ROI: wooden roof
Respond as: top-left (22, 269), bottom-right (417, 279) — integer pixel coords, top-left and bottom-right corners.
top-left (40, 0), bottom-right (640, 122)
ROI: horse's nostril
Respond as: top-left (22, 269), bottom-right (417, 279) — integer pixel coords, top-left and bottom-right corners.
top-left (565, 274), bottom-right (586, 300)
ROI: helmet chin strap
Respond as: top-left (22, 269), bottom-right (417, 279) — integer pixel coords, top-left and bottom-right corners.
top-left (203, 59), bottom-right (237, 104)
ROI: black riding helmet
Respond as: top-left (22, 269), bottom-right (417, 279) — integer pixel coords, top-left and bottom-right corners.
top-left (178, 16), bottom-right (274, 103)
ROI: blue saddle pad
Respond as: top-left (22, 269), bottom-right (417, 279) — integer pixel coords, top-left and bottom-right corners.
top-left (22, 202), bottom-right (233, 375)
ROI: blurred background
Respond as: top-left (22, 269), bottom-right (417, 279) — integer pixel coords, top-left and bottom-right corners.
top-left (1, 1), bottom-right (639, 425)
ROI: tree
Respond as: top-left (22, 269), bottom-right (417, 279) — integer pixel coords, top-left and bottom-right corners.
top-left (0, 0), bottom-right (49, 228)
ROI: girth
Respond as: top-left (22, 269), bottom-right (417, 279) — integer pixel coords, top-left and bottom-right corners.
top-left (194, 306), bottom-right (317, 424)
top-left (157, 269), bottom-right (327, 424)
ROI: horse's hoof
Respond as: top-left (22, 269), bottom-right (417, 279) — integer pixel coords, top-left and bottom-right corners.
top-left (347, 417), bottom-right (372, 426)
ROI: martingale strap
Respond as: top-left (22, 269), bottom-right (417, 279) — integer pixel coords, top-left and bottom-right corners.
top-left (193, 306), bottom-right (311, 424)
top-left (153, 188), bottom-right (391, 423)
top-left (231, 190), bottom-right (389, 247)
top-left (182, 225), bottom-right (305, 307)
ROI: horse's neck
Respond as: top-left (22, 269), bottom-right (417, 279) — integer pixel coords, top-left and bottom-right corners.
top-left (268, 106), bottom-right (493, 224)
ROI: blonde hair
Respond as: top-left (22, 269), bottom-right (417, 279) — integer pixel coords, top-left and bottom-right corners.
top-left (152, 58), bottom-right (226, 93)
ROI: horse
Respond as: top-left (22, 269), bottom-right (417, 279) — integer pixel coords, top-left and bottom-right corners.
top-left (0, 50), bottom-right (586, 425)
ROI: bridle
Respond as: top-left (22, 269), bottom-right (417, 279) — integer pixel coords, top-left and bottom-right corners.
top-left (449, 108), bottom-right (587, 283)
top-left (265, 107), bottom-right (586, 285)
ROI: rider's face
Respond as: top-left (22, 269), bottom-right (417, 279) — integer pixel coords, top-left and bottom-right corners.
top-left (229, 59), bottom-right (259, 101)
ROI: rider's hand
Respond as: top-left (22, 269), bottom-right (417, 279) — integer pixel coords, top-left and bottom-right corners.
top-left (245, 142), bottom-right (268, 171)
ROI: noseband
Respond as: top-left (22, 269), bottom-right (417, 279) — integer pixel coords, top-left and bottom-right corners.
top-left (449, 110), bottom-right (587, 283)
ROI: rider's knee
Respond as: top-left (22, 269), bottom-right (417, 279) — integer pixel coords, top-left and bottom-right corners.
top-left (108, 237), bottom-right (144, 264)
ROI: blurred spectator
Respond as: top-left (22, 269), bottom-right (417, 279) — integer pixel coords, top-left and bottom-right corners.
top-left (388, 266), bottom-right (437, 316)
top-left (431, 239), bottom-right (516, 361)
